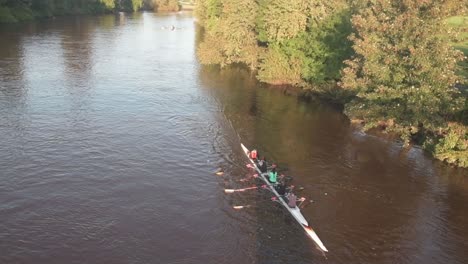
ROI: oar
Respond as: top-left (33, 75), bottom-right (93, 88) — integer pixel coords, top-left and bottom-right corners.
top-left (271, 195), bottom-right (307, 207)
top-left (224, 186), bottom-right (258, 193)
top-left (270, 196), bottom-right (284, 205)
top-left (233, 205), bottom-right (251, 210)
top-left (239, 173), bottom-right (259, 182)
top-left (225, 184), bottom-right (267, 193)
top-left (297, 197), bottom-right (306, 207)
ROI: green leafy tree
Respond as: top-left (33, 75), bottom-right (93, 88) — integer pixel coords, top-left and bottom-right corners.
top-left (257, 0), bottom-right (310, 43)
top-left (100, 0), bottom-right (115, 9)
top-left (195, 0), bottom-right (221, 27)
top-left (256, 0), bottom-right (353, 85)
top-left (299, 8), bottom-right (353, 83)
top-left (341, 0), bottom-right (465, 137)
top-left (131, 0), bottom-right (143, 11)
top-left (0, 0), bottom-right (117, 21)
top-left (0, 6), bottom-right (16, 23)
top-left (431, 123), bottom-right (468, 167)
top-left (257, 43), bottom-right (303, 85)
top-left (255, 0), bottom-right (309, 84)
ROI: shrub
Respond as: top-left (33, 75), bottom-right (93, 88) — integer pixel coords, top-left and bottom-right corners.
top-left (11, 5), bottom-right (34, 21)
top-left (0, 6), bottom-right (17, 23)
top-left (257, 44), bottom-right (303, 85)
top-left (429, 123), bottom-right (468, 167)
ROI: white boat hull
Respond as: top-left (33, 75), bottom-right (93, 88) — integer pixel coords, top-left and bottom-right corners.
top-left (241, 143), bottom-right (328, 252)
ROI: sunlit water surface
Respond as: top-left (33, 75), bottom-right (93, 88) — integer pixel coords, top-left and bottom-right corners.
top-left (0, 12), bottom-right (467, 264)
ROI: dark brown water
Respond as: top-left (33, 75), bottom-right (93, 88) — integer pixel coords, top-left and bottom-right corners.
top-left (0, 12), bottom-right (467, 264)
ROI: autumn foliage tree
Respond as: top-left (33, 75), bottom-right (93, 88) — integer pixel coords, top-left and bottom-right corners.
top-left (196, 0), bottom-right (353, 85)
top-left (197, 0), bottom-right (259, 69)
top-left (153, 0), bottom-right (180, 11)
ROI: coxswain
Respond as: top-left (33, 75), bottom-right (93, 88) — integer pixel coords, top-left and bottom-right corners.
top-left (249, 149), bottom-right (258, 161)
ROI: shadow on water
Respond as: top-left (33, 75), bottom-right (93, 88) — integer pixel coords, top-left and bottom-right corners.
top-left (197, 65), bottom-right (339, 263)
top-left (196, 61), bottom-right (468, 264)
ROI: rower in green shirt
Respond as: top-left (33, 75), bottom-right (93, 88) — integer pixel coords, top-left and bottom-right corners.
top-left (268, 166), bottom-right (277, 184)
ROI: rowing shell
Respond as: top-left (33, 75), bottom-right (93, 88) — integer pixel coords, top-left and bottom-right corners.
top-left (241, 143), bottom-right (328, 252)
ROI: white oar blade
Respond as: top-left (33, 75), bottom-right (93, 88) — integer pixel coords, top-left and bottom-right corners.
top-left (225, 186), bottom-right (258, 194)
top-left (233, 205), bottom-right (250, 210)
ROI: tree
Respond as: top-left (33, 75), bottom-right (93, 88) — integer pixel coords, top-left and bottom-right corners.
top-left (100, 0), bottom-right (115, 9)
top-left (132, 0), bottom-right (143, 11)
top-left (341, 0), bottom-right (465, 138)
top-left (257, 0), bottom-right (310, 43)
top-left (197, 0), bottom-right (259, 69)
top-left (299, 6), bottom-right (353, 84)
top-left (195, 0), bottom-right (221, 26)
top-left (257, 43), bottom-right (303, 85)
top-left (153, 0), bottom-right (179, 12)
top-left (256, 0), bottom-right (353, 85)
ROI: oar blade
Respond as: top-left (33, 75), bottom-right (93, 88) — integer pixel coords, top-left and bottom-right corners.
top-left (233, 205), bottom-right (251, 210)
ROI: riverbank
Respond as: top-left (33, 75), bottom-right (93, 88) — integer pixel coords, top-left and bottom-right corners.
top-left (194, 1), bottom-right (467, 168)
top-left (178, 0), bottom-right (195, 11)
top-left (0, 2), bottom-right (114, 23)
top-left (0, 0), bottom-right (187, 24)
top-left (300, 83), bottom-right (467, 168)
top-left (257, 65), bottom-right (467, 169)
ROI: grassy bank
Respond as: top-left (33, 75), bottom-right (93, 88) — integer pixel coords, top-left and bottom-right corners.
top-left (448, 16), bottom-right (468, 83)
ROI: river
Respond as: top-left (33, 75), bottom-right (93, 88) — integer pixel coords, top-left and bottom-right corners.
top-left (0, 12), bottom-right (467, 264)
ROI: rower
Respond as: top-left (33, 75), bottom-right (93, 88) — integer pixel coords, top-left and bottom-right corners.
top-left (268, 165), bottom-right (277, 184)
top-left (287, 192), bottom-right (298, 208)
top-left (275, 181), bottom-right (286, 195)
top-left (257, 156), bottom-right (267, 173)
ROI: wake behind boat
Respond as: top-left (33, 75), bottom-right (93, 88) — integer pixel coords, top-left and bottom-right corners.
top-left (240, 143), bottom-right (328, 252)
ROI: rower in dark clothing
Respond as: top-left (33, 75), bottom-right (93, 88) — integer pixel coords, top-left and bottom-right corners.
top-left (257, 156), bottom-right (267, 173)
top-left (276, 182), bottom-right (286, 195)
top-left (274, 173), bottom-right (288, 195)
